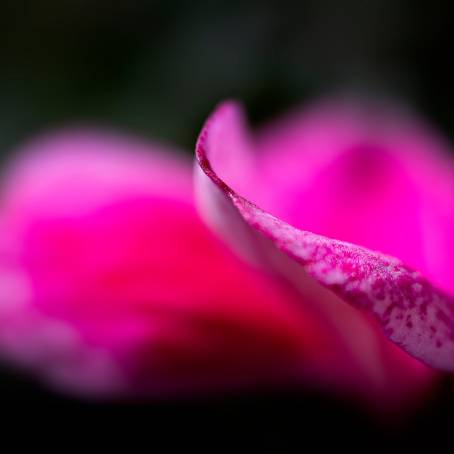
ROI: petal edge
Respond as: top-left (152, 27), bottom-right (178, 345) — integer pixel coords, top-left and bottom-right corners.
top-left (195, 101), bottom-right (454, 372)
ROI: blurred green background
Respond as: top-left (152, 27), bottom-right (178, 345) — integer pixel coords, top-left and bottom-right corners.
top-left (1, 0), bottom-right (454, 156)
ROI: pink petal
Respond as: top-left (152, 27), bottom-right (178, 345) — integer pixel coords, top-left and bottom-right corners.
top-left (0, 129), bottom-right (354, 397)
top-left (253, 101), bottom-right (454, 295)
top-left (195, 101), bottom-right (454, 372)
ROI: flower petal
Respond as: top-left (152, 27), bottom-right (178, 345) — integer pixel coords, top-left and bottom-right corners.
top-left (254, 100), bottom-right (454, 295)
top-left (0, 129), bottom-right (349, 397)
top-left (195, 101), bottom-right (454, 372)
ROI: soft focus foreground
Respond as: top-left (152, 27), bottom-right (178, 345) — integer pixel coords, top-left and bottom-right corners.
top-left (0, 131), bottom-right (320, 397)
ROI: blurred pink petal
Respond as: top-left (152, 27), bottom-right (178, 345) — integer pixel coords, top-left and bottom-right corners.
top-left (196, 100), bottom-right (454, 403)
top-left (0, 129), bottom-right (375, 400)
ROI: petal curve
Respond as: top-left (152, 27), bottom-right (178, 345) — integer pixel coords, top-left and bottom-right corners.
top-left (254, 101), bottom-right (454, 295)
top-left (195, 101), bottom-right (454, 372)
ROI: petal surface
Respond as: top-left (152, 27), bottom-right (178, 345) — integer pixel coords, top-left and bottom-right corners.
top-left (0, 129), bottom-right (355, 397)
top-left (254, 101), bottom-right (454, 295)
top-left (195, 101), bottom-right (454, 372)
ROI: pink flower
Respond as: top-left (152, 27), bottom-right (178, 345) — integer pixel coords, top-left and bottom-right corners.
top-left (0, 100), bottom-right (440, 412)
top-left (196, 98), bottom-right (454, 404)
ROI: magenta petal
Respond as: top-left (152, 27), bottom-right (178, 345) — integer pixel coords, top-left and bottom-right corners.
top-left (254, 101), bottom-right (454, 295)
top-left (195, 101), bottom-right (454, 372)
top-left (1, 129), bottom-right (355, 397)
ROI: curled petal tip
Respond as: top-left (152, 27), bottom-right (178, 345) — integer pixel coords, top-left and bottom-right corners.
top-left (196, 101), bottom-right (454, 373)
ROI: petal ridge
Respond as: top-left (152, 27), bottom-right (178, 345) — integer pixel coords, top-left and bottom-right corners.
top-left (195, 101), bottom-right (454, 371)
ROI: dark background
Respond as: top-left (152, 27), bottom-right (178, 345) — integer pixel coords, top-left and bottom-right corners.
top-left (1, 0), bottom-right (454, 448)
